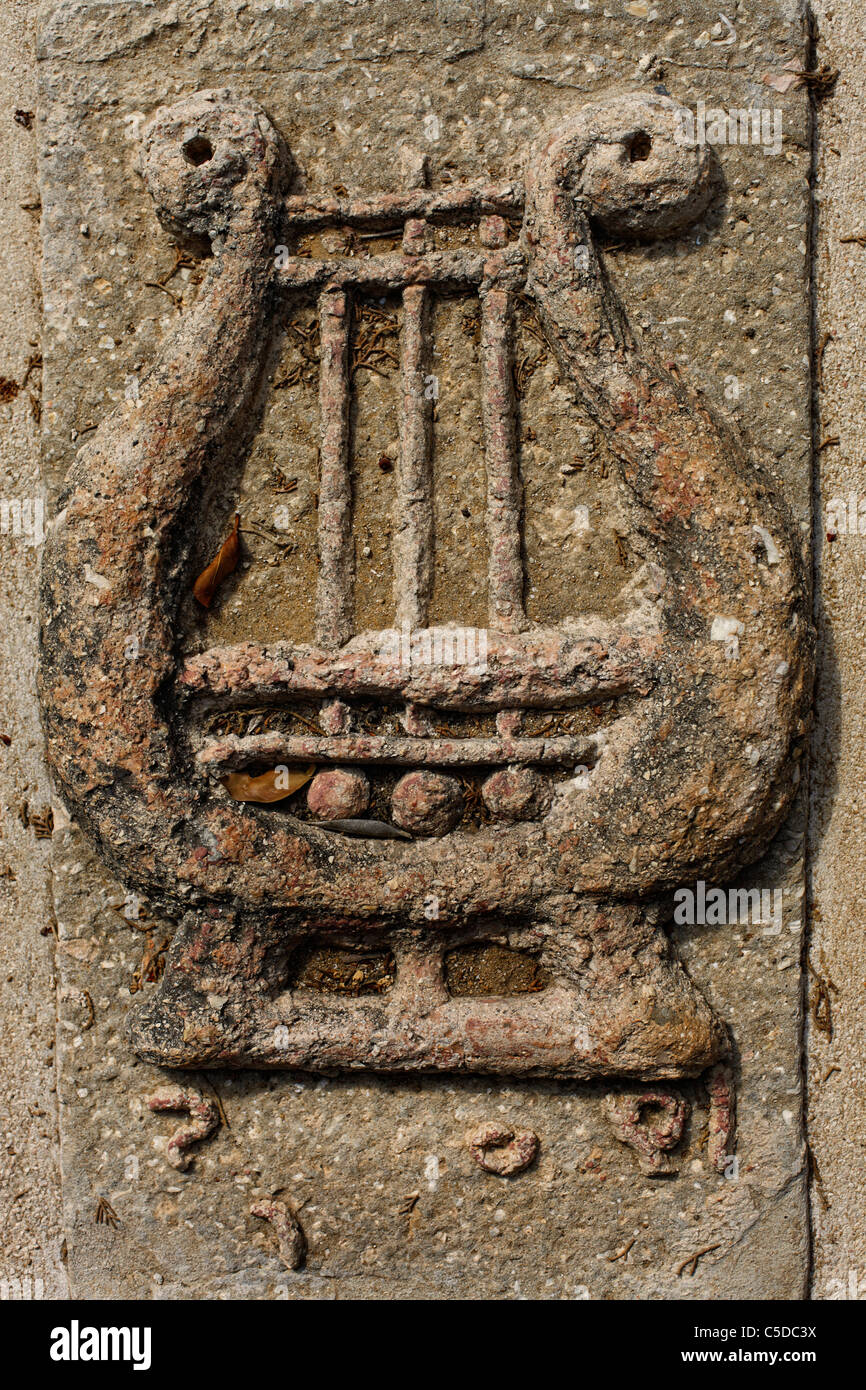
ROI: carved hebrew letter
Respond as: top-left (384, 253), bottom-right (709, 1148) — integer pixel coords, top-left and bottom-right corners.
top-left (39, 89), bottom-right (812, 1080)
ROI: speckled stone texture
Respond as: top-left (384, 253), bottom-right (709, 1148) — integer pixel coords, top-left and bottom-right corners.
top-left (807, 0), bottom-right (866, 1301)
top-left (0, 0), bottom-right (68, 1302)
top-left (38, 0), bottom-right (814, 1299)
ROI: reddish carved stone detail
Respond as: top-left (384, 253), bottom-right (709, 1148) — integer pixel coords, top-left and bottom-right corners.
top-left (605, 1089), bottom-right (689, 1176)
top-left (147, 1084), bottom-right (220, 1170)
top-left (250, 1199), bottom-right (306, 1271)
top-left (468, 1122), bottom-right (540, 1176)
top-left (307, 768), bottom-right (370, 821)
top-left (39, 90), bottom-right (811, 1082)
top-left (707, 1062), bottom-right (738, 1175)
top-left (482, 767), bottom-right (551, 821)
top-left (391, 771), bottom-right (462, 836)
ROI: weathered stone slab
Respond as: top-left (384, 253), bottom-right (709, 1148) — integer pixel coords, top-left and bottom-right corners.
top-left (38, 0), bottom-right (814, 1298)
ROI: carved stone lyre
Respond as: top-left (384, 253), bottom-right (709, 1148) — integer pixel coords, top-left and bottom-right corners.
top-left (39, 89), bottom-right (812, 1086)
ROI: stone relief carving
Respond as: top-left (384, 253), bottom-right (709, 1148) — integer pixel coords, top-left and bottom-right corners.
top-left (38, 88), bottom-right (812, 1105)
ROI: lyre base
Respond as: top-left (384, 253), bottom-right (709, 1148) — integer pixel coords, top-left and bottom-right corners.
top-left (129, 904), bottom-right (727, 1079)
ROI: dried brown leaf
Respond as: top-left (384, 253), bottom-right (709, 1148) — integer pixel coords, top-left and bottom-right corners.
top-left (193, 513), bottom-right (241, 608)
top-left (223, 765), bottom-right (315, 804)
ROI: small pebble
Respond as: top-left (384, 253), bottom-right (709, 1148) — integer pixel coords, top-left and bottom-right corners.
top-left (391, 771), bottom-right (462, 836)
top-left (482, 767), bottom-right (551, 821)
top-left (307, 768), bottom-right (370, 820)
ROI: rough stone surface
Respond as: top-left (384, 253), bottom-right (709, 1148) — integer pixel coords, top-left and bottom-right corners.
top-left (807, 0), bottom-right (866, 1302)
top-left (307, 767), bottom-right (370, 821)
top-left (37, 76), bottom-right (811, 1080)
top-left (482, 766), bottom-right (551, 821)
top-left (22, 0), bottom-right (824, 1299)
top-left (249, 1199), bottom-right (306, 1272)
top-left (467, 1121), bottom-right (539, 1175)
top-left (146, 1084), bottom-right (220, 1172)
top-left (604, 1088), bottom-right (690, 1176)
top-left (390, 771), bottom-right (463, 836)
top-left (0, 0), bottom-right (67, 1301)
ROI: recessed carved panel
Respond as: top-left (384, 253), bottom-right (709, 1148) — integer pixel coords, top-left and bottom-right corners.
top-left (37, 0), bottom-right (815, 1301)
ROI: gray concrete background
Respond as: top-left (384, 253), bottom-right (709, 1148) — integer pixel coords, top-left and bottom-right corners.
top-left (0, 0), bottom-right (67, 1299)
top-left (0, 0), bottom-right (862, 1299)
top-left (807, 0), bottom-right (866, 1302)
